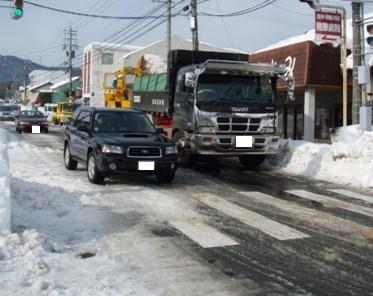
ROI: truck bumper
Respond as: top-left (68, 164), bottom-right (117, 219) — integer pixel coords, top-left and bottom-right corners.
top-left (193, 134), bottom-right (280, 156)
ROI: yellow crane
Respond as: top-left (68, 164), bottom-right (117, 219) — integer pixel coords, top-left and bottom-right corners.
top-left (103, 65), bottom-right (143, 108)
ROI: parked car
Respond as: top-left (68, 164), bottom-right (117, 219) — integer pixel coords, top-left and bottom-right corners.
top-left (52, 102), bottom-right (81, 125)
top-left (15, 110), bottom-right (49, 133)
top-left (43, 103), bottom-right (58, 122)
top-left (63, 106), bottom-right (178, 184)
top-left (0, 105), bottom-right (19, 121)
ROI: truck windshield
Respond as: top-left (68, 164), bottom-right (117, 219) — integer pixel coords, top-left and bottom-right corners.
top-left (93, 111), bottom-right (156, 133)
top-left (197, 75), bottom-right (273, 105)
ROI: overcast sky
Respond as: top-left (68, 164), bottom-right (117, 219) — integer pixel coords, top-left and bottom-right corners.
top-left (0, 0), bottom-right (372, 67)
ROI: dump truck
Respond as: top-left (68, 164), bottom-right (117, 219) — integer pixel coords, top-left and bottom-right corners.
top-left (132, 50), bottom-right (294, 168)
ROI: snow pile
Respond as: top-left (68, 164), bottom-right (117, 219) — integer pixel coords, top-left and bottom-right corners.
top-left (265, 125), bottom-right (373, 188)
top-left (143, 54), bottom-right (167, 74)
top-left (0, 128), bottom-right (10, 233)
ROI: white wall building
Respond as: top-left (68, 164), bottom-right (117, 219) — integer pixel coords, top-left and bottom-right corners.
top-left (120, 35), bottom-right (245, 68)
top-left (29, 70), bottom-right (68, 87)
top-left (82, 42), bottom-right (141, 107)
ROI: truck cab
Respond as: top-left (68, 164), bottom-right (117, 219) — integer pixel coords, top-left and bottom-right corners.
top-left (132, 50), bottom-right (294, 168)
top-left (172, 61), bottom-right (283, 167)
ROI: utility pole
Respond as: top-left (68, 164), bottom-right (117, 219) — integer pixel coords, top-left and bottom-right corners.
top-left (167, 0), bottom-right (172, 75)
top-left (352, 2), bottom-right (362, 124)
top-left (23, 62), bottom-right (29, 103)
top-left (190, 0), bottom-right (199, 51)
top-left (64, 26), bottom-right (78, 100)
top-left (167, 0), bottom-right (171, 55)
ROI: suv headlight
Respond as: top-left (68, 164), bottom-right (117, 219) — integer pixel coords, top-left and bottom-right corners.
top-left (165, 145), bottom-right (177, 155)
top-left (102, 144), bottom-right (123, 154)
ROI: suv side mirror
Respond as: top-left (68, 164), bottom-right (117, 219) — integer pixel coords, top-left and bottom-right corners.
top-left (184, 72), bottom-right (196, 88)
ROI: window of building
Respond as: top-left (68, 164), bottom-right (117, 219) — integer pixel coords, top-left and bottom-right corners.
top-left (101, 53), bottom-right (113, 65)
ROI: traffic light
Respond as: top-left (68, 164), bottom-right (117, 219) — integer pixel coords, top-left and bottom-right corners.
top-left (299, 0), bottom-right (317, 9)
top-left (367, 24), bottom-right (373, 48)
top-left (12, 0), bottom-right (23, 20)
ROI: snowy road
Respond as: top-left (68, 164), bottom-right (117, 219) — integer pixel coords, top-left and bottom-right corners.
top-left (1, 121), bottom-right (373, 296)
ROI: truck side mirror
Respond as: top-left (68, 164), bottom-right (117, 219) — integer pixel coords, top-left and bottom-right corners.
top-left (184, 72), bottom-right (196, 88)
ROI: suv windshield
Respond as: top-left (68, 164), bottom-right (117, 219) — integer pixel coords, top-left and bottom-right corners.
top-left (93, 111), bottom-right (156, 133)
top-left (63, 104), bottom-right (80, 112)
top-left (197, 74), bottom-right (273, 105)
top-left (20, 110), bottom-right (44, 118)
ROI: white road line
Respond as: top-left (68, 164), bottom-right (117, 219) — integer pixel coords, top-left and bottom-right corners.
top-left (170, 220), bottom-right (239, 248)
top-left (197, 194), bottom-right (310, 241)
top-left (238, 191), bottom-right (369, 233)
top-left (286, 189), bottom-right (373, 218)
top-left (328, 189), bottom-right (373, 204)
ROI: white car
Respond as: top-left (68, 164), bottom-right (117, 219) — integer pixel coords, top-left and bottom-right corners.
top-left (44, 103), bottom-right (57, 122)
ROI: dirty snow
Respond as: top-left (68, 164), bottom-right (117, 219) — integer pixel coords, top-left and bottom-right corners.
top-left (0, 128), bottom-right (10, 233)
top-left (0, 134), bottom-right (245, 295)
top-left (265, 125), bottom-right (373, 188)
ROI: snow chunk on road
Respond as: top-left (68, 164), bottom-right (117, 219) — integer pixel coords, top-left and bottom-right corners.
top-left (0, 128), bottom-right (10, 233)
top-left (265, 125), bottom-right (373, 188)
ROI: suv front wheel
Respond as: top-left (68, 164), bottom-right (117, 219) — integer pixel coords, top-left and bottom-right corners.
top-left (155, 169), bottom-right (175, 183)
top-left (64, 143), bottom-right (77, 170)
top-left (87, 152), bottom-right (105, 184)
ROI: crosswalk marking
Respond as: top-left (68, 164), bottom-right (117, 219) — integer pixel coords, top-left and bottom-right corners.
top-left (238, 191), bottom-right (368, 233)
top-left (197, 193), bottom-right (310, 241)
top-left (286, 189), bottom-right (373, 218)
top-left (328, 189), bottom-right (373, 204)
top-left (170, 220), bottom-right (239, 248)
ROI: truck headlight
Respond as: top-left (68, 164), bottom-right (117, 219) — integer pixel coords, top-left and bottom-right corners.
top-left (102, 144), bottom-right (123, 154)
top-left (260, 127), bottom-right (275, 133)
top-left (165, 145), bottom-right (177, 155)
top-left (199, 126), bottom-right (217, 133)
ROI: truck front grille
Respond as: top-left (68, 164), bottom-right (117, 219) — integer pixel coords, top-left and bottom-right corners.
top-left (217, 117), bottom-right (261, 133)
top-left (127, 146), bottom-right (162, 158)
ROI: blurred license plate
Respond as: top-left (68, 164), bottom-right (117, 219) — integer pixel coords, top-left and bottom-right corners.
top-left (236, 136), bottom-right (252, 148)
top-left (138, 161), bottom-right (154, 171)
top-left (32, 126), bottom-right (40, 134)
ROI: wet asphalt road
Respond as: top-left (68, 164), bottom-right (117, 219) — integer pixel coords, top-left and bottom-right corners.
top-left (2, 120), bottom-right (373, 296)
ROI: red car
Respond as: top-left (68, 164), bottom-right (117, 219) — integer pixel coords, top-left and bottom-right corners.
top-left (15, 110), bottom-right (49, 133)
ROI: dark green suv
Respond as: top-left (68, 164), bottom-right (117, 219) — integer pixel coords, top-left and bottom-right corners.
top-left (63, 106), bottom-right (178, 184)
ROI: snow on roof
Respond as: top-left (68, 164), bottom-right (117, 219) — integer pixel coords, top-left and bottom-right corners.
top-left (255, 12), bottom-right (373, 69)
top-left (50, 76), bottom-right (79, 90)
top-left (28, 81), bottom-right (53, 92)
top-left (84, 42), bottom-right (142, 52)
top-left (120, 35), bottom-right (246, 61)
top-left (255, 30), bottom-right (317, 53)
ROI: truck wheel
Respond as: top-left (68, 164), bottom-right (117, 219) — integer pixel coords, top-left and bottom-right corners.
top-left (238, 155), bottom-right (266, 170)
top-left (155, 169), bottom-right (175, 183)
top-left (87, 152), bottom-right (105, 184)
top-left (172, 131), bottom-right (194, 167)
top-left (64, 143), bottom-right (78, 170)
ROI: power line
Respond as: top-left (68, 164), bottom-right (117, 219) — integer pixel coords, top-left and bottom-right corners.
top-left (199, 0), bottom-right (277, 17)
top-left (21, 0), bottom-right (180, 19)
top-left (45, 2), bottom-right (186, 83)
